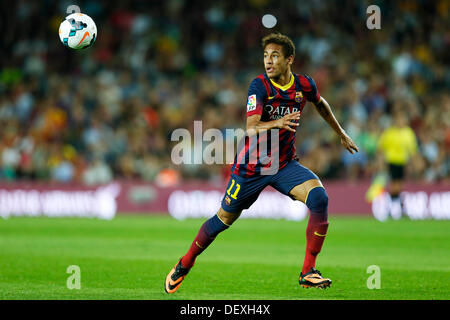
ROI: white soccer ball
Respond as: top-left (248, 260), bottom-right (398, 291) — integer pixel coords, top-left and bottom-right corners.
top-left (59, 13), bottom-right (97, 50)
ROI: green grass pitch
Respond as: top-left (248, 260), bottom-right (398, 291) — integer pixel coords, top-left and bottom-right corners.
top-left (0, 215), bottom-right (449, 300)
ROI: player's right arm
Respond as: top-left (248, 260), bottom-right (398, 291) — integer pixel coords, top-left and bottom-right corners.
top-left (245, 77), bottom-right (300, 134)
top-left (246, 113), bottom-right (300, 134)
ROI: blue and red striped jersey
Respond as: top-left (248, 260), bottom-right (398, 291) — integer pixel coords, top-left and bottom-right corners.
top-left (231, 72), bottom-right (321, 177)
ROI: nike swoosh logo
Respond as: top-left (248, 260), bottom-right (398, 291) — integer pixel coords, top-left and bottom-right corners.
top-left (314, 231), bottom-right (327, 237)
top-left (268, 95), bottom-right (276, 100)
top-left (167, 276), bottom-right (184, 290)
top-left (195, 241), bottom-right (204, 249)
top-left (77, 31), bottom-right (90, 46)
top-left (307, 275), bottom-right (324, 279)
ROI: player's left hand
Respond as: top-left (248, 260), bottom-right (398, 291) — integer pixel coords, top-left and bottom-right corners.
top-left (340, 132), bottom-right (359, 154)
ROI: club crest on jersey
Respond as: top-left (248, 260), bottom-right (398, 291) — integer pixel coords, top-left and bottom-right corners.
top-left (247, 94), bottom-right (256, 112)
top-left (295, 91), bottom-right (303, 103)
top-left (225, 196), bottom-right (231, 205)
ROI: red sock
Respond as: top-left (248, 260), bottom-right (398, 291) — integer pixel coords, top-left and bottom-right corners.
top-left (302, 213), bottom-right (329, 274)
top-left (181, 215), bottom-right (229, 269)
top-left (181, 224), bottom-right (210, 268)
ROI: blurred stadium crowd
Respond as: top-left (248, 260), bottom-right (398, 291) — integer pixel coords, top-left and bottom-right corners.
top-left (0, 0), bottom-right (449, 186)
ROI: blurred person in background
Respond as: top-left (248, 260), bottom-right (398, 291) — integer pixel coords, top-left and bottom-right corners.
top-left (377, 110), bottom-right (418, 219)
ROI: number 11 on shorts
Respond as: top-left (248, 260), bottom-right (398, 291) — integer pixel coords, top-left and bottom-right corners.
top-left (226, 179), bottom-right (241, 200)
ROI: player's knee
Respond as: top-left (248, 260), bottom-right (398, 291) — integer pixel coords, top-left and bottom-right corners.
top-left (305, 187), bottom-right (328, 215)
top-left (217, 208), bottom-right (240, 226)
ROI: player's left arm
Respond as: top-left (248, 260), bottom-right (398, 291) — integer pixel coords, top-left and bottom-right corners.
top-left (313, 97), bottom-right (359, 154)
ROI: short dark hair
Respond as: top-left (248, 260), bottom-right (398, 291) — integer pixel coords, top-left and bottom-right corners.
top-left (262, 33), bottom-right (295, 58)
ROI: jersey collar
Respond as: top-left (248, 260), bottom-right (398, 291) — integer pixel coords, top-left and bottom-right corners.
top-left (269, 73), bottom-right (294, 91)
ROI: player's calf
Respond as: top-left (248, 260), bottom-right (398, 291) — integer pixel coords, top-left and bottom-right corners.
top-left (180, 213), bottom-right (231, 269)
top-left (302, 187), bottom-right (329, 275)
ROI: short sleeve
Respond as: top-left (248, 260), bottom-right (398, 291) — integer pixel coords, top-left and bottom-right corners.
top-left (301, 75), bottom-right (321, 103)
top-left (246, 78), bottom-right (267, 117)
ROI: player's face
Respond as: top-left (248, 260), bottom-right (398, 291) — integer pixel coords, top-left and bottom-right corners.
top-left (264, 43), bottom-right (293, 79)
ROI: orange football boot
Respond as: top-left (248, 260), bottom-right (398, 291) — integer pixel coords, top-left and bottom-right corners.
top-left (299, 267), bottom-right (332, 289)
top-left (164, 259), bottom-right (190, 293)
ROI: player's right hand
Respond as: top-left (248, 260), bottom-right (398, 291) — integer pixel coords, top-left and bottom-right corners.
top-left (277, 111), bottom-right (301, 132)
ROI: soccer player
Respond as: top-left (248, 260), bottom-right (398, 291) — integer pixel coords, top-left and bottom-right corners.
top-left (378, 111), bottom-right (418, 218)
top-left (165, 33), bottom-right (359, 293)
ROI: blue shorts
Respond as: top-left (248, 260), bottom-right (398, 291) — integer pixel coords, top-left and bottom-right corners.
top-left (221, 160), bottom-right (319, 213)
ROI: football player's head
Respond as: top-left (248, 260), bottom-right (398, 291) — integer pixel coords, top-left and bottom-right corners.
top-left (262, 33), bottom-right (295, 79)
